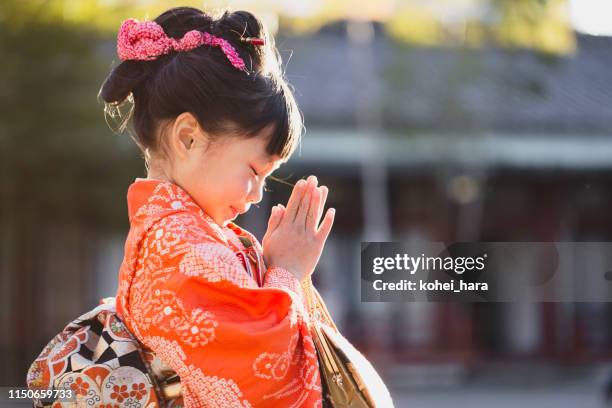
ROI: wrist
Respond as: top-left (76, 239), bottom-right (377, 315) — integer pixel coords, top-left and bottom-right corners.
top-left (269, 264), bottom-right (304, 281)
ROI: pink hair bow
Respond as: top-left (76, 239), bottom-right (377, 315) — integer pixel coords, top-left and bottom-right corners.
top-left (116, 18), bottom-right (247, 72)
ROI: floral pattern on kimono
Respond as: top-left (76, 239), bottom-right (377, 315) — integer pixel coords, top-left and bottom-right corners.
top-left (115, 179), bottom-right (334, 407)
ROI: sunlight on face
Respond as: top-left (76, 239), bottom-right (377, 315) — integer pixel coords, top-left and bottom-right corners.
top-left (177, 126), bottom-right (285, 227)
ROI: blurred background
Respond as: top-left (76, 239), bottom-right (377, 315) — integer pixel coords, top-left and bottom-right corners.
top-left (1, 0), bottom-right (612, 406)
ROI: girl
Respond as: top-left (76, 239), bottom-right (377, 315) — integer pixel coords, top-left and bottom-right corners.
top-left (99, 6), bottom-right (339, 407)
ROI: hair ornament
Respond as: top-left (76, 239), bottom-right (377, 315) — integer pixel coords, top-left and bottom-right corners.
top-left (241, 37), bottom-right (265, 46)
top-left (117, 18), bottom-right (248, 72)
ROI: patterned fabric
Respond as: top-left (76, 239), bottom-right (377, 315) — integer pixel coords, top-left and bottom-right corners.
top-left (115, 178), bottom-right (337, 407)
top-left (117, 18), bottom-right (248, 72)
top-left (26, 297), bottom-right (183, 407)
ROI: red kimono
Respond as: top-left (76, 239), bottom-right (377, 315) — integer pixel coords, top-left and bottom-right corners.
top-left (115, 178), bottom-right (336, 407)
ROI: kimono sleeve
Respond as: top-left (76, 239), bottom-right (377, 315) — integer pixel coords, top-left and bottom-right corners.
top-left (128, 237), bottom-right (322, 408)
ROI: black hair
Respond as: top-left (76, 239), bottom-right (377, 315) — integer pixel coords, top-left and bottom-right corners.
top-left (98, 6), bottom-right (302, 166)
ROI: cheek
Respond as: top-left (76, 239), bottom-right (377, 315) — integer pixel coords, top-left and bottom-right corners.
top-left (222, 173), bottom-right (252, 201)
top-left (237, 175), bottom-right (253, 195)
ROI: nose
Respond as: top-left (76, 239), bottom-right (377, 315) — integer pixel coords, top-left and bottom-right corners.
top-left (247, 180), bottom-right (265, 205)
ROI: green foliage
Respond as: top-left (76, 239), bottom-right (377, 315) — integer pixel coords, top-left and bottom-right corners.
top-left (0, 0), bottom-right (143, 228)
top-left (383, 0), bottom-right (574, 55)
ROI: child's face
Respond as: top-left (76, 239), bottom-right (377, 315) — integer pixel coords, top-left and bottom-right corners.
top-left (170, 121), bottom-right (285, 227)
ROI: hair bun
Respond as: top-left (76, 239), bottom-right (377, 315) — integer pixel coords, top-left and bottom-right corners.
top-left (213, 10), bottom-right (270, 74)
top-left (215, 10), bottom-right (262, 38)
top-left (98, 60), bottom-right (155, 105)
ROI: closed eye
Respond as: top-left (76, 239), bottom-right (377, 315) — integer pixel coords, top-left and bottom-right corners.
top-left (251, 166), bottom-right (270, 192)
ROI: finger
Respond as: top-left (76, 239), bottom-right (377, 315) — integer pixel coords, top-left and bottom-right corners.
top-left (267, 206), bottom-right (283, 232)
top-left (296, 175), bottom-right (317, 226)
top-left (306, 186), bottom-right (322, 232)
top-left (316, 208), bottom-right (335, 244)
top-left (315, 186), bottom-right (328, 226)
top-left (285, 179), bottom-right (306, 222)
top-left (275, 205), bottom-right (286, 221)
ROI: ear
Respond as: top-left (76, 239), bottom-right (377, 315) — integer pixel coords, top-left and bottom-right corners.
top-left (168, 112), bottom-right (203, 159)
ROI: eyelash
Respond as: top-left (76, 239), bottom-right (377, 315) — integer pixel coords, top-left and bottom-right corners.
top-left (251, 166), bottom-right (270, 192)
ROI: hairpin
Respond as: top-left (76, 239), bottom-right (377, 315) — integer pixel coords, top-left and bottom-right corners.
top-left (240, 37), bottom-right (265, 46)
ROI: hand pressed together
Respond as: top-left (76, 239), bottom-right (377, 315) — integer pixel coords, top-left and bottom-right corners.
top-left (262, 175), bottom-right (335, 282)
